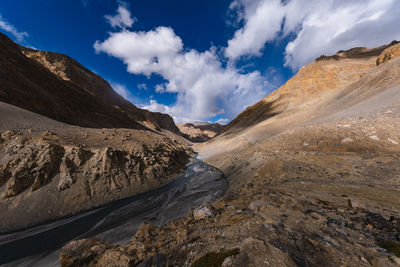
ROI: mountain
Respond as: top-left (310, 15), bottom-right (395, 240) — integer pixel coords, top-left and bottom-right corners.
top-left (177, 122), bottom-right (224, 142)
top-left (3, 28), bottom-right (400, 265)
top-left (197, 39), bottom-right (400, 204)
top-left (59, 41), bottom-right (400, 266)
top-left (0, 94), bottom-right (194, 233)
top-left (0, 32), bottom-right (180, 134)
top-left (219, 42), bottom-right (398, 137)
top-left (0, 32), bottom-right (195, 232)
top-left (206, 41), bottom-right (400, 153)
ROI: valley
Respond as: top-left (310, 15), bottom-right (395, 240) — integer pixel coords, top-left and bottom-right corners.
top-left (0, 31), bottom-right (400, 267)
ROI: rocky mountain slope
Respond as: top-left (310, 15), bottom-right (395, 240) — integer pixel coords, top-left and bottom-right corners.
top-left (0, 102), bottom-right (194, 232)
top-left (219, 42), bottom-right (398, 138)
top-left (63, 42), bottom-right (400, 266)
top-left (177, 122), bottom-right (224, 142)
top-left (0, 33), bottom-right (180, 134)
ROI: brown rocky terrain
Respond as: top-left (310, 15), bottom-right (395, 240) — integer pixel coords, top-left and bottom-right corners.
top-left (0, 101), bottom-right (194, 232)
top-left (177, 122), bottom-right (225, 142)
top-left (0, 32), bottom-right (181, 134)
top-left (61, 41), bottom-right (400, 266)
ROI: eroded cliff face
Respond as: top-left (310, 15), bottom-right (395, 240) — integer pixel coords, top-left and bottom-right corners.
top-left (177, 122), bottom-right (225, 142)
top-left (0, 127), bottom-right (193, 232)
top-left (376, 42), bottom-right (400, 65)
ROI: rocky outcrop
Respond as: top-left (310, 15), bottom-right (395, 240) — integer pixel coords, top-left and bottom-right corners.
top-left (0, 132), bottom-right (64, 198)
top-left (0, 33), bottom-right (181, 134)
top-left (177, 122), bottom-right (224, 142)
top-left (376, 41), bottom-right (400, 65)
top-left (60, 170), bottom-right (400, 266)
top-left (0, 129), bottom-right (193, 232)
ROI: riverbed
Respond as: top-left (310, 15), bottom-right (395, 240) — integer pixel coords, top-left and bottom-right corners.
top-left (0, 157), bottom-right (227, 266)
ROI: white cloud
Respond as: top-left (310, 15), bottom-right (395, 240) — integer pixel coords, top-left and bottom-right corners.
top-left (155, 84), bottom-right (166, 93)
top-left (141, 99), bottom-right (170, 114)
top-left (0, 15), bottom-right (28, 42)
top-left (104, 3), bottom-right (135, 29)
top-left (226, 0), bottom-right (400, 69)
top-left (95, 25), bottom-right (269, 123)
top-left (96, 0), bottom-right (400, 123)
top-left (215, 118), bottom-right (230, 125)
top-left (137, 83), bottom-right (147, 90)
top-left (225, 0), bottom-right (285, 60)
top-left (95, 27), bottom-right (183, 76)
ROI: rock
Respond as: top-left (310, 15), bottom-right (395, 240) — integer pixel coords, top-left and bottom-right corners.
top-left (136, 254), bottom-right (168, 267)
top-left (347, 199), bottom-right (365, 210)
top-left (226, 214), bottom-right (253, 226)
top-left (0, 130), bottom-right (193, 232)
top-left (388, 138), bottom-right (399, 145)
top-left (0, 139), bottom-right (64, 198)
top-left (369, 135), bottom-right (380, 141)
top-left (193, 206), bottom-right (212, 220)
top-left (221, 256), bottom-right (234, 267)
top-left (60, 238), bottom-right (109, 267)
top-left (390, 256), bottom-right (400, 266)
top-left (309, 212), bottom-right (327, 224)
top-left (249, 200), bottom-right (281, 225)
top-left (341, 138), bottom-right (353, 143)
top-left (249, 200), bottom-right (269, 213)
top-left (96, 249), bottom-right (134, 267)
top-left (377, 42), bottom-right (400, 65)
top-left (135, 223), bottom-right (161, 242)
top-left (337, 208), bottom-right (347, 213)
top-left (177, 122), bottom-right (225, 142)
top-left (191, 249), bottom-right (240, 267)
top-left (212, 201), bottom-right (225, 211)
top-left (366, 213), bottom-right (388, 230)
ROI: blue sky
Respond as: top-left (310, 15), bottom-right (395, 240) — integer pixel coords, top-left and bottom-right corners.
top-left (1, 0), bottom-right (400, 123)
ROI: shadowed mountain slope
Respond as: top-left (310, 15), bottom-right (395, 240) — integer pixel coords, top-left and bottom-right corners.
top-left (216, 41), bottom-right (399, 140)
top-left (0, 33), bottom-right (180, 134)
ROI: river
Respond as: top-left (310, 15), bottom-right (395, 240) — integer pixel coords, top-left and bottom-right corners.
top-left (0, 157), bottom-right (227, 266)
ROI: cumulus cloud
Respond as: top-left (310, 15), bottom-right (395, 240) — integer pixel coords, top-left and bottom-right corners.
top-left (215, 118), bottom-right (230, 125)
top-left (95, 25), bottom-right (269, 123)
top-left (104, 3), bottom-right (135, 29)
top-left (225, 0), bottom-right (285, 59)
top-left (0, 15), bottom-right (28, 42)
top-left (141, 99), bottom-right (170, 114)
top-left (226, 0), bottom-right (400, 69)
top-left (95, 27), bottom-right (183, 76)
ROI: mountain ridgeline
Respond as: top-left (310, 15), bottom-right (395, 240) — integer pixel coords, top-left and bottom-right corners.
top-left (0, 32), bottom-right (180, 134)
